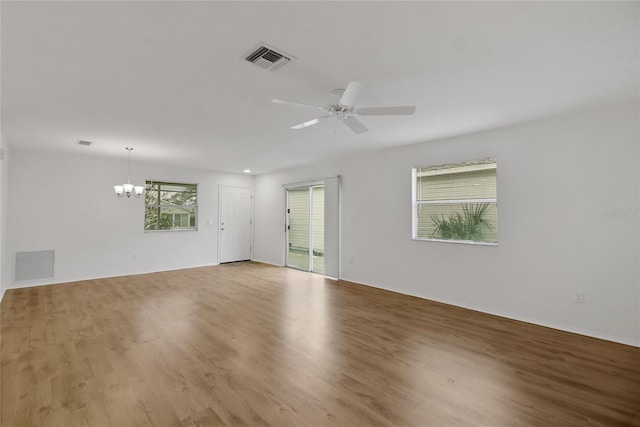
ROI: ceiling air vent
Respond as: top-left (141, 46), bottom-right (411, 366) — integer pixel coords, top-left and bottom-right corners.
top-left (76, 139), bottom-right (93, 147)
top-left (243, 43), bottom-right (294, 71)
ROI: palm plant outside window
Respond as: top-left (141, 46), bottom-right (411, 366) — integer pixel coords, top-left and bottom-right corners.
top-left (144, 181), bottom-right (197, 231)
top-left (412, 159), bottom-right (497, 244)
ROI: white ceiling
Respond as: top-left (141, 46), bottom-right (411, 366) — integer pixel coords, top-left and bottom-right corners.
top-left (2, 1), bottom-right (638, 175)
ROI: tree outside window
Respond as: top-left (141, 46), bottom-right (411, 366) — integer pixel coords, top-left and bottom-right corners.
top-left (145, 181), bottom-right (197, 231)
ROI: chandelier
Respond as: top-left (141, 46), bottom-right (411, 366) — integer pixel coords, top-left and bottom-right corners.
top-left (113, 147), bottom-right (144, 198)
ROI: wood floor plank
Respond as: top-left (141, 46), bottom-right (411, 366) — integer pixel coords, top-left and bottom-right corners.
top-left (2, 262), bottom-right (639, 426)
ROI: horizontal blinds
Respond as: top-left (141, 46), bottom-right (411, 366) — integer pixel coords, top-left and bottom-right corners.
top-left (417, 168), bottom-right (496, 201)
top-left (417, 158), bottom-right (496, 176)
top-left (288, 188), bottom-right (309, 250)
top-left (312, 187), bottom-right (324, 253)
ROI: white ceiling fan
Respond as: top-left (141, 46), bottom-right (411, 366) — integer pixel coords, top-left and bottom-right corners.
top-left (272, 81), bottom-right (416, 134)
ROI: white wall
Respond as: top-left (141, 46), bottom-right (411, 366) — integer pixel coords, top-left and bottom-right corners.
top-left (7, 149), bottom-right (253, 287)
top-left (254, 102), bottom-right (640, 346)
top-left (0, 0), bottom-right (5, 300)
top-left (0, 136), bottom-right (8, 301)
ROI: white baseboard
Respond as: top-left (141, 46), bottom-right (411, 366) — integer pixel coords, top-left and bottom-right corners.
top-left (6, 263), bottom-right (220, 290)
top-left (340, 276), bottom-right (640, 348)
top-left (250, 258), bottom-right (284, 267)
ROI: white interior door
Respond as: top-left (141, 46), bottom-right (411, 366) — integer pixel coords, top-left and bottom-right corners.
top-left (219, 186), bottom-right (252, 263)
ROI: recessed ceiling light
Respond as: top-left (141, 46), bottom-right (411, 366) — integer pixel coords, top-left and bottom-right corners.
top-left (243, 169), bottom-right (251, 173)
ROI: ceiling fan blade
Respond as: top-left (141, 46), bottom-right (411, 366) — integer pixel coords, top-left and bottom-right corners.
top-left (290, 115), bottom-right (331, 130)
top-left (356, 106), bottom-right (416, 116)
top-left (272, 99), bottom-right (328, 111)
top-left (339, 81), bottom-right (365, 106)
top-left (342, 116), bottom-right (368, 134)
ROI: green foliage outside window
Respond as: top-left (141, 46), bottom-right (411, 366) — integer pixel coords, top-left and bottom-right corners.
top-left (430, 203), bottom-right (493, 241)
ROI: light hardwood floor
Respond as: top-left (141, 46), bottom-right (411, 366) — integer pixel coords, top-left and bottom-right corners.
top-left (1, 262), bottom-right (639, 426)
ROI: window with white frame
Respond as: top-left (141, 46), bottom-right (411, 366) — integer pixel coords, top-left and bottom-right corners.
top-left (144, 181), bottom-right (197, 231)
top-left (412, 159), bottom-right (497, 244)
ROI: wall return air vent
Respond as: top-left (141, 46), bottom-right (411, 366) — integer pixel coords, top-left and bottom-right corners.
top-left (243, 43), bottom-right (294, 71)
top-left (15, 250), bottom-right (55, 282)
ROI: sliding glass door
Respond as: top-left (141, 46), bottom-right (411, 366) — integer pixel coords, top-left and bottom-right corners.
top-left (286, 186), bottom-right (324, 274)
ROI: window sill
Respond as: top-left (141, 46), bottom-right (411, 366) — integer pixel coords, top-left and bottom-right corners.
top-left (144, 228), bottom-right (198, 233)
top-left (413, 237), bottom-right (497, 246)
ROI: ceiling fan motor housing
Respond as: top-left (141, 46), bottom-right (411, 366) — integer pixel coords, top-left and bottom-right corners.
top-left (328, 104), bottom-right (355, 116)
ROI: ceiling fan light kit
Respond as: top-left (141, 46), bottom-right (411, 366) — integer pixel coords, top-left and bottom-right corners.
top-left (272, 81), bottom-right (416, 134)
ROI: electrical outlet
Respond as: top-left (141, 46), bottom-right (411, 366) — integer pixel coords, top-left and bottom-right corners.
top-left (575, 291), bottom-right (585, 304)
